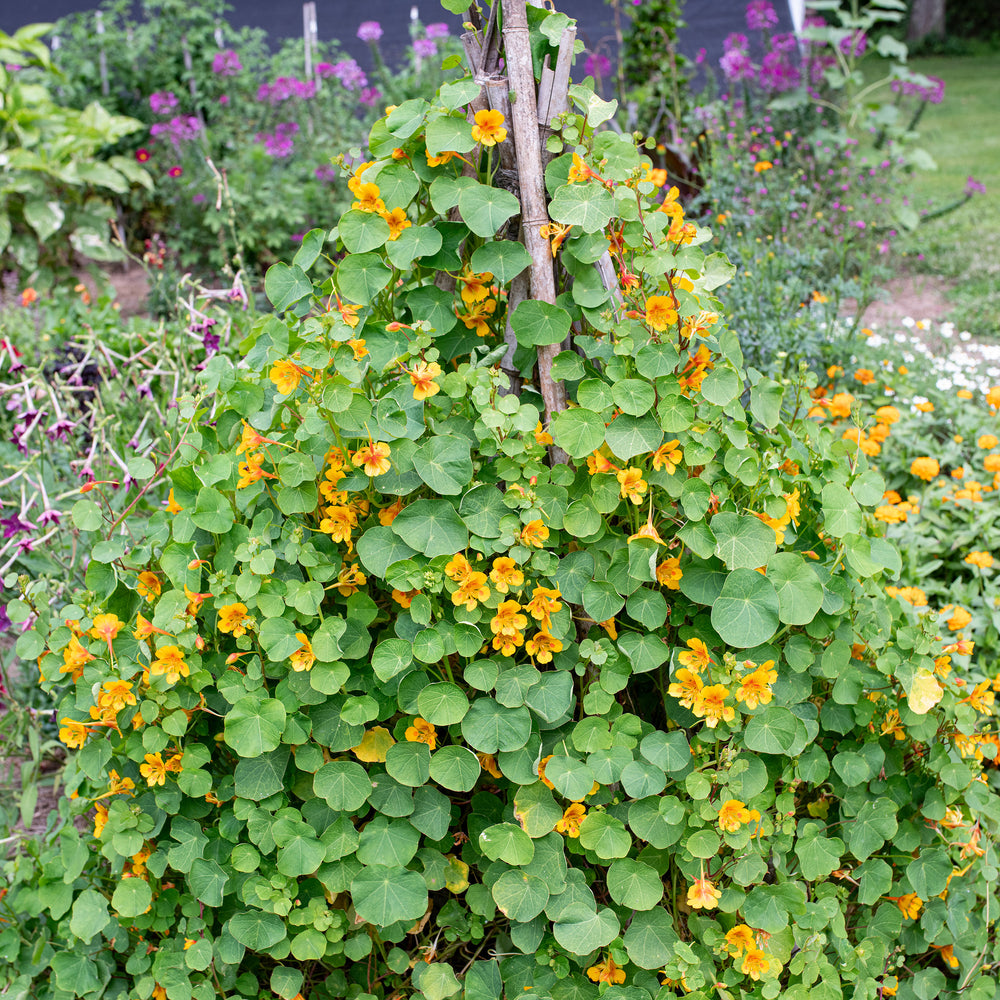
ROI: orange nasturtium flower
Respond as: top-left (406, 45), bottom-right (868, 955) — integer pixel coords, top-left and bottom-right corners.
top-left (946, 606), bottom-right (972, 631)
top-left (889, 893), bottom-right (923, 920)
top-left (718, 799), bottom-right (753, 833)
top-left (289, 633), bottom-right (315, 672)
top-left (965, 551), bottom-right (993, 569)
top-left (617, 467), bottom-right (648, 504)
top-left (725, 924), bottom-right (756, 956)
top-left (90, 613), bottom-right (123, 647)
top-left (657, 557), bottom-right (683, 590)
top-left (98, 680), bottom-right (136, 714)
top-left (136, 572), bottom-right (162, 601)
top-left (741, 949), bottom-right (770, 980)
top-left (645, 295), bottom-right (678, 331)
top-left (458, 269), bottom-right (494, 305)
top-left (693, 684), bottom-right (736, 727)
top-left (491, 601), bottom-right (528, 638)
top-left (520, 519), bottom-right (549, 548)
top-left (150, 645), bottom-right (190, 685)
top-left (668, 668), bottom-right (703, 709)
top-left (687, 878), bottom-right (721, 909)
top-left (352, 440), bottom-right (391, 477)
top-left (380, 207), bottom-right (411, 241)
top-left (140, 753), bottom-right (169, 787)
top-left (490, 557), bottom-right (524, 593)
top-left (477, 753), bottom-right (502, 779)
top-left (586, 955), bottom-right (626, 985)
top-left (351, 182), bottom-right (385, 214)
top-left (59, 718), bottom-right (90, 749)
top-left (525, 630), bottom-right (563, 664)
top-left (269, 359), bottom-right (311, 395)
top-left (452, 572), bottom-right (490, 611)
top-left (735, 660), bottom-right (777, 710)
top-left (471, 109), bottom-right (507, 146)
top-left (651, 439), bottom-right (683, 474)
top-left (218, 603), bottom-right (253, 637)
top-left (405, 717), bottom-right (437, 750)
top-left (408, 361), bottom-right (443, 400)
top-left (445, 552), bottom-right (473, 583)
top-left (678, 637), bottom-right (713, 672)
top-left (556, 802), bottom-right (586, 837)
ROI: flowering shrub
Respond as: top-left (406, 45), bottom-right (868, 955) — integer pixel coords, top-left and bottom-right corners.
top-left (4, 5), bottom-right (1000, 1000)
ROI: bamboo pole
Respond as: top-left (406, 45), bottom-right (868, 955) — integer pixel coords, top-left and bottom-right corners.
top-left (500, 0), bottom-right (568, 462)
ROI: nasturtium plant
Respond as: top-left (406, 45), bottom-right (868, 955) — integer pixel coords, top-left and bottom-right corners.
top-left (5, 4), bottom-right (1000, 1000)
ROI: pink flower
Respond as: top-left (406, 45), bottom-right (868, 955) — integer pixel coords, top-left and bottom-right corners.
top-left (168, 166), bottom-right (183, 178)
top-left (357, 21), bottom-right (383, 42)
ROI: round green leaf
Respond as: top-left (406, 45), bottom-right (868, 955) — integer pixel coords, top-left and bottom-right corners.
top-left (110, 880), bottom-right (149, 920)
top-left (417, 683), bottom-right (470, 726)
top-left (336, 251), bottom-right (392, 304)
top-left (470, 240), bottom-right (532, 284)
top-left (710, 569), bottom-right (780, 649)
top-left (578, 811), bottom-right (631, 859)
top-left (479, 822), bottom-right (535, 866)
top-left (553, 904), bottom-right (620, 955)
top-left (458, 183), bottom-right (521, 237)
top-left (492, 870), bottom-right (550, 922)
top-left (391, 500), bottom-right (469, 557)
top-left (373, 638), bottom-right (414, 682)
top-left (549, 182), bottom-right (616, 233)
top-left (624, 907), bottom-right (680, 968)
top-left (612, 379), bottom-right (656, 416)
top-left (228, 911), bottom-right (287, 950)
top-left (712, 513), bottom-right (778, 571)
top-left (338, 209), bottom-right (391, 253)
top-left (512, 782), bottom-right (562, 838)
top-left (510, 300), bottom-right (572, 348)
top-left (686, 828), bottom-right (721, 859)
top-left (429, 745), bottom-right (481, 791)
top-left (544, 756), bottom-right (597, 802)
top-left (461, 698), bottom-right (532, 753)
top-left (385, 224), bottom-right (443, 270)
top-left (264, 262), bottom-right (311, 312)
top-left (415, 435), bottom-right (473, 496)
top-left (743, 707), bottom-right (800, 755)
top-left (357, 816), bottom-right (420, 867)
top-left (224, 696), bottom-right (286, 758)
top-left (620, 759), bottom-right (666, 799)
top-left (313, 761), bottom-right (373, 811)
top-left (606, 859), bottom-right (663, 910)
top-left (582, 581), bottom-right (625, 624)
top-left (550, 408), bottom-right (606, 460)
top-left (351, 865), bottom-right (429, 926)
top-left (385, 740), bottom-right (431, 787)
top-left (604, 414), bottom-right (663, 460)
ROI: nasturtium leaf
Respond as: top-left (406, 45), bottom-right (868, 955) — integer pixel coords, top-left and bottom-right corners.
top-left (372, 638), bottom-right (414, 682)
top-left (712, 513), bottom-right (777, 570)
top-left (741, 883), bottom-right (806, 933)
top-left (821, 483), bottom-right (863, 538)
top-left (461, 698), bottom-right (532, 753)
top-left (582, 581), bottom-right (625, 624)
top-left (391, 500), bottom-right (469, 557)
top-left (416, 435), bottom-right (473, 495)
top-left (425, 113), bottom-right (476, 155)
top-left (766, 552), bottom-right (825, 625)
top-left (479, 823), bottom-right (535, 866)
top-left (743, 707), bottom-right (799, 755)
top-left (458, 183), bottom-right (520, 237)
top-left (338, 209), bottom-right (391, 253)
top-left (313, 761), bottom-right (372, 811)
top-left (849, 798), bottom-right (898, 861)
top-left (357, 816), bottom-right (420, 867)
top-left (234, 747), bottom-right (290, 800)
top-left (335, 251), bottom-right (392, 304)
top-left (639, 730), bottom-right (690, 773)
top-left (416, 962), bottom-right (463, 1000)
top-left (657, 393), bottom-right (695, 432)
top-left (618, 632), bottom-right (670, 674)
top-left (351, 865), bottom-right (429, 926)
top-left (907, 668), bottom-right (943, 715)
top-left (686, 829), bottom-right (721, 859)
top-left (460, 485), bottom-right (506, 539)
top-left (553, 903), bottom-right (620, 955)
top-left (407, 284), bottom-right (459, 334)
top-left (906, 849), bottom-right (952, 898)
top-left (430, 745), bottom-right (481, 791)
top-left (386, 99), bottom-right (429, 138)
top-left (604, 414), bottom-right (662, 460)
top-left (711, 569), bottom-right (780, 648)
top-left (624, 907), bottom-right (679, 968)
top-left (513, 782), bottom-right (562, 838)
top-left (578, 811), bottom-right (631, 859)
top-left (418, 683), bottom-right (470, 726)
top-left (386, 224), bottom-right (442, 269)
top-left (855, 859), bottom-right (893, 906)
top-left (110, 880), bottom-right (149, 920)
top-left (550, 408), bottom-right (606, 459)
top-left (191, 486), bottom-right (233, 532)
top-left (620, 760), bottom-right (666, 799)
top-left (229, 911), bottom-right (287, 949)
top-left (511, 300), bottom-right (572, 348)
top-left (470, 241), bottom-right (532, 284)
top-left (549, 182), bottom-right (616, 233)
top-left (795, 823), bottom-right (844, 881)
top-left (264, 262), bottom-right (312, 312)
top-left (385, 740), bottom-right (432, 787)
top-left (524, 670), bottom-right (574, 723)
top-left (612, 379), bottom-right (656, 416)
top-left (699, 363), bottom-right (741, 406)
top-left (545, 756), bottom-right (597, 802)
top-left (606, 859), bottom-right (663, 910)
top-left (224, 696), bottom-right (286, 758)
top-left (492, 871), bottom-right (549, 922)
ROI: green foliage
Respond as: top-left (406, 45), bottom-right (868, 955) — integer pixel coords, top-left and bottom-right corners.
top-left (0, 26), bottom-right (151, 282)
top-left (3, 5), bottom-right (999, 1000)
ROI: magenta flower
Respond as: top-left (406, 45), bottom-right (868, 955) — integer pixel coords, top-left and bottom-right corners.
top-left (746, 0), bottom-right (779, 31)
top-left (150, 116), bottom-right (202, 144)
top-left (584, 52), bottom-right (611, 78)
top-left (414, 38), bottom-right (437, 59)
top-left (965, 177), bottom-right (986, 195)
top-left (359, 86), bottom-right (382, 108)
top-left (168, 166), bottom-right (183, 178)
top-left (212, 49), bottom-right (242, 75)
top-left (328, 59), bottom-right (368, 91)
top-left (149, 91), bottom-right (178, 115)
top-left (426, 23), bottom-right (450, 39)
top-left (357, 21), bottom-right (383, 43)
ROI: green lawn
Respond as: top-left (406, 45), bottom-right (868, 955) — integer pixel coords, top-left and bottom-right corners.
top-left (896, 51), bottom-right (1000, 334)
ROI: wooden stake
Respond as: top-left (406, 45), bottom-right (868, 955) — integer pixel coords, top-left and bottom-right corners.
top-left (500, 0), bottom-right (568, 461)
top-left (95, 12), bottom-right (109, 97)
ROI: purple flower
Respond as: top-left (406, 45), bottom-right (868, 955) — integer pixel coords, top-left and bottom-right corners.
top-left (1, 514), bottom-right (35, 538)
top-left (414, 38), bottom-right (438, 59)
top-left (759, 51), bottom-right (801, 92)
top-left (725, 32), bottom-right (749, 51)
top-left (0, 602), bottom-right (10, 634)
top-left (150, 116), bottom-right (202, 144)
top-left (838, 30), bottom-right (867, 58)
top-left (212, 49), bottom-right (242, 75)
top-left (193, 192), bottom-right (206, 204)
top-left (203, 331), bottom-right (221, 355)
top-left (357, 20), bottom-right (383, 43)
top-left (426, 22), bottom-right (451, 39)
top-left (695, 47), bottom-right (707, 65)
top-left (45, 418), bottom-right (77, 441)
top-left (257, 76), bottom-right (314, 104)
top-left (359, 86), bottom-right (382, 108)
top-left (771, 31), bottom-right (798, 53)
top-left (965, 176), bottom-right (987, 195)
top-left (328, 59), bottom-right (368, 91)
top-left (38, 509), bottom-right (61, 527)
top-left (219, 95), bottom-right (230, 106)
top-left (149, 91), bottom-right (179, 115)
top-left (584, 52), bottom-right (611, 78)
top-left (720, 48), bottom-right (755, 82)
top-left (746, 0), bottom-right (779, 31)
top-left (255, 123), bottom-right (299, 158)
top-left (314, 164), bottom-right (337, 182)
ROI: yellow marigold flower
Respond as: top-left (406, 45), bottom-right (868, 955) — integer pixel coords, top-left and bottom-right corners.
top-left (687, 878), bottom-right (721, 909)
top-left (289, 633), bottom-right (315, 672)
top-left (617, 467), bottom-right (648, 505)
top-left (525, 630), bottom-right (563, 664)
top-left (352, 181), bottom-right (385, 213)
top-left (409, 360), bottom-right (442, 401)
top-left (452, 571), bottom-right (490, 611)
top-left (59, 718), bottom-right (90, 749)
top-left (150, 645), bottom-right (190, 685)
top-left (693, 683), bottom-right (735, 727)
top-left (586, 955), bottom-right (625, 985)
top-left (335, 564), bottom-right (366, 597)
top-left (556, 802), bottom-right (586, 837)
top-left (651, 439), bottom-right (683, 473)
top-left (90, 613), bottom-right (123, 646)
top-left (520, 519), bottom-right (549, 548)
top-left (876, 405), bottom-right (900, 424)
top-left (667, 668), bottom-right (703, 709)
top-left (741, 949), bottom-right (769, 980)
top-left (405, 717), bottom-right (438, 750)
top-left (136, 572), bottom-right (162, 601)
top-left (946, 605), bottom-right (971, 631)
top-left (98, 680), bottom-right (136, 714)
top-left (490, 557), bottom-right (523, 593)
top-left (269, 358), bottom-right (311, 395)
top-left (678, 637), bottom-right (713, 673)
top-left (978, 434), bottom-right (999, 449)
top-left (645, 295), bottom-right (678, 331)
top-left (910, 456), bottom-right (940, 481)
top-left (218, 603), bottom-right (252, 637)
top-left (352, 440), bottom-right (391, 477)
top-left (965, 551), bottom-right (993, 568)
top-left (140, 752), bottom-right (168, 787)
top-left (726, 923), bottom-right (756, 956)
top-left (753, 160), bottom-right (773, 173)
top-left (985, 454), bottom-right (1000, 473)
top-left (380, 206), bottom-right (411, 241)
top-left (657, 557), bottom-right (683, 590)
top-left (718, 799), bottom-right (752, 833)
top-left (478, 753), bottom-right (502, 779)
top-left (471, 109), bottom-right (507, 146)
top-left (853, 368), bottom-right (875, 384)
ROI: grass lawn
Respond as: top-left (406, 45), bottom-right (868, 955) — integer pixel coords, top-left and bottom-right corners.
top-left (894, 50), bottom-right (1000, 334)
